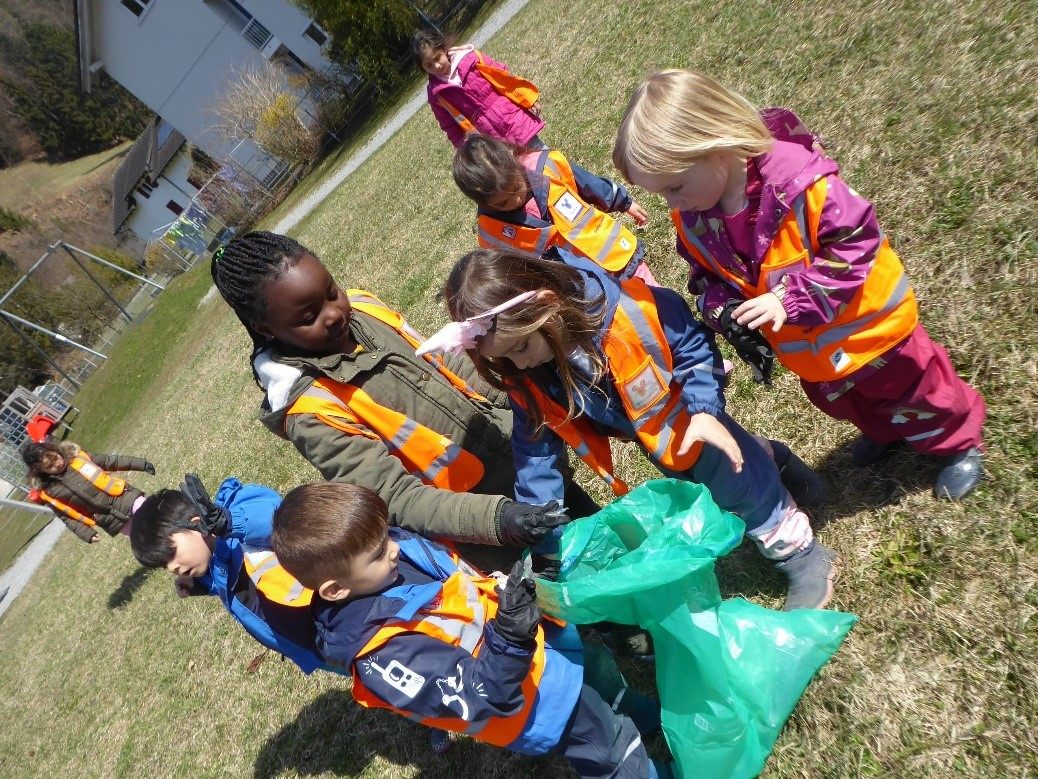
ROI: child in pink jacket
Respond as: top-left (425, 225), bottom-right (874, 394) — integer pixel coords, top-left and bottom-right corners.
top-left (412, 29), bottom-right (545, 149)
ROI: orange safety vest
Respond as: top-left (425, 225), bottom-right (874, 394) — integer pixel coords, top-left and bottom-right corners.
top-left (30, 488), bottom-right (96, 527)
top-left (672, 177), bottom-right (918, 382)
top-left (511, 276), bottom-right (705, 495)
top-left (68, 450), bottom-right (127, 497)
top-left (242, 550), bottom-right (313, 607)
top-left (350, 546), bottom-right (548, 746)
top-left (285, 291), bottom-right (488, 492)
top-left (477, 151), bottom-right (638, 275)
top-left (436, 51), bottom-right (539, 136)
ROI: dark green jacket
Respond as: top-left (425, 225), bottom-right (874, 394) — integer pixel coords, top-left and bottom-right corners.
top-left (258, 307), bottom-right (521, 572)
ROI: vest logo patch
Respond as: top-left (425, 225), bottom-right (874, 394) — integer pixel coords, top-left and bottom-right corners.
top-left (620, 237), bottom-right (631, 251)
top-left (552, 191), bottom-right (584, 223)
top-left (623, 363), bottom-right (667, 413)
top-left (829, 348), bottom-right (852, 372)
top-left (502, 225), bottom-right (517, 239)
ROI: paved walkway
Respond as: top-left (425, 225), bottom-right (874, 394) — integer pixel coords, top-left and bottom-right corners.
top-left (0, 0), bottom-right (534, 622)
top-left (273, 0), bottom-right (533, 234)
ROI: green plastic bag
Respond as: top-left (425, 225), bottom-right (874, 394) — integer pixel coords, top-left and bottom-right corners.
top-left (536, 479), bottom-right (857, 778)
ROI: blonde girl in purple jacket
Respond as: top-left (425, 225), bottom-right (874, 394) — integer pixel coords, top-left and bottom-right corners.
top-left (412, 29), bottom-right (546, 150)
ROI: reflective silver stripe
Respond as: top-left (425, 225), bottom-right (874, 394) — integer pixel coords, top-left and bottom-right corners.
top-left (477, 226), bottom-right (542, 258)
top-left (776, 272), bottom-right (911, 355)
top-left (543, 158), bottom-right (563, 179)
top-left (615, 295), bottom-right (672, 386)
top-left (791, 193), bottom-right (814, 264)
top-left (621, 735), bottom-right (643, 763)
top-left (388, 417), bottom-right (418, 453)
top-left (593, 219), bottom-right (624, 263)
top-left (563, 202), bottom-right (595, 233)
top-left (249, 554), bottom-right (279, 581)
top-left (649, 423), bottom-right (674, 462)
top-left (676, 217), bottom-right (728, 281)
top-left (285, 580), bottom-right (306, 602)
top-left (424, 443), bottom-right (462, 482)
top-left (347, 293), bottom-right (384, 307)
top-left (421, 576), bottom-right (484, 652)
top-left (572, 440), bottom-right (591, 457)
top-left (904, 428), bottom-right (945, 442)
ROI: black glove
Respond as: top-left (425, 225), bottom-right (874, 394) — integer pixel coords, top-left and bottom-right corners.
top-left (531, 555), bottom-right (562, 582)
top-left (143, 462), bottom-right (156, 476)
top-left (717, 300), bottom-right (775, 386)
top-left (497, 500), bottom-right (570, 546)
top-left (492, 559), bottom-right (540, 647)
top-left (179, 473), bottom-right (230, 536)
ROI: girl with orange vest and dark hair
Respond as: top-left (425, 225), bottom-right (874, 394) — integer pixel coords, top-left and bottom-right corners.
top-left (424, 248), bottom-right (840, 611)
top-left (210, 232), bottom-right (600, 578)
top-left (22, 440), bottom-right (154, 543)
top-left (453, 133), bottom-right (657, 285)
top-left (613, 70), bottom-right (986, 500)
top-left (412, 29), bottom-right (546, 150)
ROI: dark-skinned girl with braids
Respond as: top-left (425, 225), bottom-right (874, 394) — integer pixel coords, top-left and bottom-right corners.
top-left (210, 231), bottom-right (600, 576)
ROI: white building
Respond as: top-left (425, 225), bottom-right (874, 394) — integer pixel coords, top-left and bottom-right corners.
top-left (74, 0), bottom-right (335, 183)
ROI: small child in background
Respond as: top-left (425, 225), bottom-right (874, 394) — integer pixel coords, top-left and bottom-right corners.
top-left (271, 481), bottom-right (666, 778)
top-left (612, 69), bottom-right (985, 500)
top-left (22, 440), bottom-right (154, 543)
top-left (413, 28), bottom-right (546, 149)
top-left (453, 133), bottom-right (657, 284)
top-left (423, 248), bottom-right (838, 610)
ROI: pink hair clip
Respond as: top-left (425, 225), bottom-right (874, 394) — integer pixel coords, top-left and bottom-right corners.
top-left (415, 291), bottom-right (540, 357)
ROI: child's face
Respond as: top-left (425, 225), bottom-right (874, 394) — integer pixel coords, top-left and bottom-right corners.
top-left (166, 528), bottom-right (213, 578)
top-left (480, 329), bottom-right (554, 371)
top-left (420, 47), bottom-right (451, 78)
top-left (38, 451), bottom-right (67, 475)
top-left (485, 170), bottom-right (530, 212)
top-left (253, 253), bottom-right (354, 355)
top-left (628, 151), bottom-right (731, 212)
top-left (322, 533), bottom-right (400, 601)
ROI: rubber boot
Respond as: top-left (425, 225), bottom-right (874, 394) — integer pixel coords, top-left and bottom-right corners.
top-left (934, 447), bottom-right (983, 500)
top-left (770, 439), bottom-right (831, 507)
top-left (429, 728), bottom-right (455, 754)
top-left (851, 435), bottom-right (897, 465)
top-left (773, 542), bottom-right (841, 610)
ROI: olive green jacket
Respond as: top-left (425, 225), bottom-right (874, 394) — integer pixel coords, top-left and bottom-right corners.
top-left (258, 308), bottom-right (521, 572)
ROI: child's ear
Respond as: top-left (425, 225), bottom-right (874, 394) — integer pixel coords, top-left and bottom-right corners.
top-left (318, 579), bottom-right (350, 602)
top-left (251, 320), bottom-right (274, 340)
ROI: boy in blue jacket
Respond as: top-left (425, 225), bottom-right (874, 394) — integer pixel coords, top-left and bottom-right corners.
top-left (270, 481), bottom-right (666, 778)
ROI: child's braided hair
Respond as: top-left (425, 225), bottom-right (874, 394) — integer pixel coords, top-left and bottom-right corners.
top-left (210, 231), bottom-right (309, 384)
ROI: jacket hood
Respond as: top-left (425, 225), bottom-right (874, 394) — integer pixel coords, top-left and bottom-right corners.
top-left (752, 139), bottom-right (840, 251)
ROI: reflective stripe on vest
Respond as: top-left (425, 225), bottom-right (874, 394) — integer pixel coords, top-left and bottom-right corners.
top-left (69, 451), bottom-right (126, 497)
top-left (34, 489), bottom-right (96, 526)
top-left (511, 275), bottom-right (704, 491)
top-left (284, 291), bottom-right (486, 492)
top-left (672, 177), bottom-right (918, 382)
top-left (477, 151), bottom-right (637, 274)
top-left (350, 566), bottom-right (548, 747)
top-left (242, 550), bottom-right (312, 607)
top-left (436, 95), bottom-right (477, 136)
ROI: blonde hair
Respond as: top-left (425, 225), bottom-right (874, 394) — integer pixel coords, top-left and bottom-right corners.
top-left (613, 69), bottom-right (773, 179)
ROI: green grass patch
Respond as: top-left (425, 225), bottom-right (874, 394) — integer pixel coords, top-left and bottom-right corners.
top-left (0, 141), bottom-right (133, 210)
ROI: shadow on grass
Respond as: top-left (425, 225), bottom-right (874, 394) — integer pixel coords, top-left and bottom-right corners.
top-left (107, 566), bottom-right (152, 610)
top-left (253, 689), bottom-right (516, 778)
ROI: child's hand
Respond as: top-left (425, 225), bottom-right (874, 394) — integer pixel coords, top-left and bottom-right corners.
top-left (173, 575), bottom-right (196, 598)
top-left (89, 533), bottom-right (100, 544)
top-left (733, 292), bottom-right (786, 332)
top-left (626, 201), bottom-right (650, 227)
top-left (677, 413), bottom-right (744, 473)
top-left (530, 101), bottom-right (542, 117)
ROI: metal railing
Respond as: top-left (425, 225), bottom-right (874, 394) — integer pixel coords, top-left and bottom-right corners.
top-left (242, 18), bottom-right (272, 49)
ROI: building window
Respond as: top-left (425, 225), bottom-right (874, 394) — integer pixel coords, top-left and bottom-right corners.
top-left (136, 180), bottom-right (153, 198)
top-left (303, 22), bottom-right (328, 47)
top-left (166, 200), bottom-right (184, 216)
top-left (120, 0), bottom-right (151, 17)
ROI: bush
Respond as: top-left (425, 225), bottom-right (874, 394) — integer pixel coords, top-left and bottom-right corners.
top-left (0, 206), bottom-right (32, 234)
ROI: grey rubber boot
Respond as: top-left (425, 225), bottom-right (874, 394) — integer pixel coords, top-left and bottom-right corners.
top-left (934, 447), bottom-right (984, 500)
top-left (774, 542), bottom-right (840, 610)
top-left (850, 435), bottom-right (898, 465)
top-left (770, 439), bottom-right (831, 507)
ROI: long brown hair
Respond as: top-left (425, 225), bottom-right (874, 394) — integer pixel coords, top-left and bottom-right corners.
top-left (442, 249), bottom-right (606, 431)
top-left (452, 134), bottom-right (529, 207)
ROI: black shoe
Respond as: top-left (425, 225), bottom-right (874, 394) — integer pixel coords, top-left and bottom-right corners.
top-left (934, 447), bottom-right (984, 500)
top-left (770, 440), bottom-right (831, 507)
top-left (851, 435), bottom-right (897, 465)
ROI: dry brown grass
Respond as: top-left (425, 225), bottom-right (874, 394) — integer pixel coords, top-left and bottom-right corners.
top-left (0, 0), bottom-right (1035, 776)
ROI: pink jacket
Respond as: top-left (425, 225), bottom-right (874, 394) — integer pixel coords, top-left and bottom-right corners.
top-left (427, 50), bottom-right (545, 148)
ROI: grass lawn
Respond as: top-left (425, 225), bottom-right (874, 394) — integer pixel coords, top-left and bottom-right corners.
top-left (0, 0), bottom-right (1035, 777)
top-left (0, 141), bottom-right (133, 211)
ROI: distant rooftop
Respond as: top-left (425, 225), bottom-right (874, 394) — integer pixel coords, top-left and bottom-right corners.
top-left (112, 117), bottom-right (185, 232)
